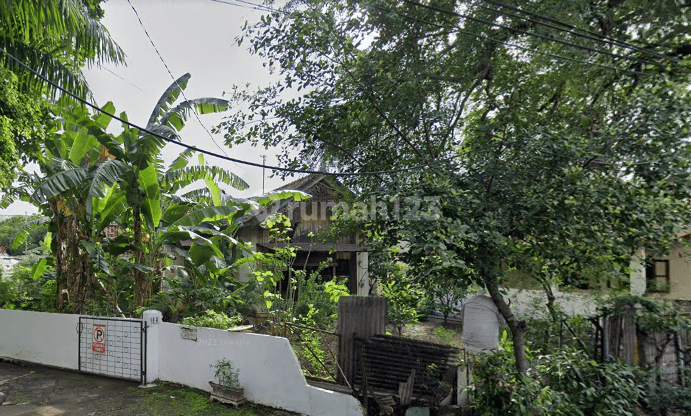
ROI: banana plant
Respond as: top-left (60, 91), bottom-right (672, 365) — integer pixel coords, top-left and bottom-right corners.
top-left (91, 73), bottom-right (248, 307)
top-left (3, 102), bottom-right (129, 312)
top-left (6, 73), bottom-right (250, 312)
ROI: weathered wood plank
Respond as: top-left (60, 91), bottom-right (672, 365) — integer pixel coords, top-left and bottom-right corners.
top-left (337, 296), bottom-right (387, 385)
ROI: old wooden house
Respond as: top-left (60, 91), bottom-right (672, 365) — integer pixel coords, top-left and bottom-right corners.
top-left (236, 174), bottom-right (370, 296)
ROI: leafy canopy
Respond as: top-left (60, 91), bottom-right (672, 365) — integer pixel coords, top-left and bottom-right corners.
top-left (0, 0), bottom-right (125, 188)
top-left (223, 0), bottom-right (691, 372)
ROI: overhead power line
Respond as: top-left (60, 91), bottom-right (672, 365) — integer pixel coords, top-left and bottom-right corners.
top-left (478, 0), bottom-right (678, 62)
top-left (126, 0), bottom-right (231, 158)
top-left (97, 65), bottom-right (147, 93)
top-left (0, 46), bottom-right (441, 177)
top-left (206, 0), bottom-right (647, 75)
top-left (209, 0), bottom-right (673, 64)
top-left (210, 0), bottom-right (274, 13)
top-left (400, 0), bottom-right (649, 64)
top-left (370, 3), bottom-right (645, 76)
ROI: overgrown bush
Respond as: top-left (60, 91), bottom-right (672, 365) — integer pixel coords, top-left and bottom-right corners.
top-left (180, 310), bottom-right (242, 329)
top-left (0, 254), bottom-right (57, 311)
top-left (473, 341), bottom-right (642, 416)
top-left (643, 368), bottom-right (691, 415)
top-left (382, 280), bottom-right (420, 336)
top-left (0, 214), bottom-right (48, 255)
top-left (523, 313), bottom-right (595, 356)
top-left (432, 326), bottom-right (459, 346)
top-left (293, 268), bottom-right (348, 330)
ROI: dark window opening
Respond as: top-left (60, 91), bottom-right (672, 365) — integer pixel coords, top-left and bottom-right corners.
top-left (646, 260), bottom-right (670, 293)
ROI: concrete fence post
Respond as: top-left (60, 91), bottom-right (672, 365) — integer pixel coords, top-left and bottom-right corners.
top-left (142, 310), bottom-right (162, 384)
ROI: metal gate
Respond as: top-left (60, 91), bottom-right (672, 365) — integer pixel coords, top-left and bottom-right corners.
top-left (78, 316), bottom-right (146, 383)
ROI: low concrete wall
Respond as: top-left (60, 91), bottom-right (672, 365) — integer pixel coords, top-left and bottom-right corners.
top-left (155, 320), bottom-right (363, 416)
top-left (505, 288), bottom-right (598, 318)
top-left (0, 309), bottom-right (363, 416)
top-left (0, 309), bottom-right (80, 370)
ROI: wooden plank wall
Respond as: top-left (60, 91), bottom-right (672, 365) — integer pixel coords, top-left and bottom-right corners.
top-left (337, 296), bottom-right (387, 386)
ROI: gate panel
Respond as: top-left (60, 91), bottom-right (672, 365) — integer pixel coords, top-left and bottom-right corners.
top-left (78, 316), bottom-right (146, 383)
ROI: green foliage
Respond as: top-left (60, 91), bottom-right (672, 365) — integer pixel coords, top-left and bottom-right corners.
top-left (643, 368), bottom-right (691, 415)
top-left (598, 295), bottom-right (691, 335)
top-left (38, 280), bottom-right (58, 312)
top-left (0, 214), bottom-right (47, 255)
top-left (368, 250), bottom-right (421, 334)
top-left (239, 211), bottom-right (348, 330)
top-left (382, 279), bottom-right (420, 336)
top-left (432, 326), bottom-right (459, 347)
top-left (5, 75), bottom-right (250, 313)
top-left (211, 358), bottom-right (241, 389)
top-left (291, 304), bottom-right (333, 380)
top-left (0, 253), bottom-right (57, 311)
top-left (240, 213), bottom-right (297, 322)
top-left (518, 297), bottom-right (595, 355)
top-left (0, 67), bottom-right (46, 187)
top-left (293, 267), bottom-right (348, 329)
top-left (0, 0), bottom-right (124, 180)
top-left (473, 347), bottom-right (643, 416)
top-left (523, 313), bottom-right (595, 356)
top-left (181, 310), bottom-right (242, 330)
top-left (0, 0), bottom-right (125, 100)
top-left (225, 0), bottom-right (691, 373)
top-left (423, 279), bottom-right (476, 323)
top-left (0, 268), bottom-right (9, 305)
top-left (285, 272), bottom-right (346, 380)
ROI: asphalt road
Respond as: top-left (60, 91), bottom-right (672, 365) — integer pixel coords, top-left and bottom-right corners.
top-left (0, 360), bottom-right (144, 415)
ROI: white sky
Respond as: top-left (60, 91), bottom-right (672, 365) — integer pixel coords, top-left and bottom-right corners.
top-left (2, 0), bottom-right (298, 215)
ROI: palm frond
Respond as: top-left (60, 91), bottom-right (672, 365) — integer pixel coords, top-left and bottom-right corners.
top-left (147, 73), bottom-right (191, 128)
top-left (0, 38), bottom-right (92, 100)
top-left (31, 160), bottom-right (87, 204)
top-left (10, 217), bottom-right (47, 250)
top-left (0, 0), bottom-right (125, 100)
top-left (161, 165), bottom-right (248, 194)
top-left (168, 148), bottom-right (195, 171)
top-left (85, 158), bottom-right (129, 199)
top-left (159, 97), bottom-right (229, 132)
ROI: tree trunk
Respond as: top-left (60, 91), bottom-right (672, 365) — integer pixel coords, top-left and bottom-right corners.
top-left (486, 276), bottom-right (530, 374)
top-left (51, 203), bottom-right (66, 311)
top-left (133, 205), bottom-right (147, 307)
top-left (541, 280), bottom-right (559, 323)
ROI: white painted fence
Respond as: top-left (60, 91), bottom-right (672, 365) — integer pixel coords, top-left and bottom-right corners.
top-left (0, 309), bottom-right (80, 369)
top-left (0, 309), bottom-right (364, 416)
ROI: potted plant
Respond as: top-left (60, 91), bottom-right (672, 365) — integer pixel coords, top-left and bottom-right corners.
top-left (209, 358), bottom-right (245, 407)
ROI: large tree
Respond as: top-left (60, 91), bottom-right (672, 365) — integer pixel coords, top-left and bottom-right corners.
top-left (222, 0), bottom-right (691, 372)
top-left (0, 0), bottom-right (124, 188)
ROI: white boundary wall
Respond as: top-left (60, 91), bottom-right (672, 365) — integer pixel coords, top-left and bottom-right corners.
top-left (505, 288), bottom-right (598, 318)
top-left (152, 318), bottom-right (363, 415)
top-left (0, 309), bottom-right (80, 370)
top-left (0, 309), bottom-right (364, 416)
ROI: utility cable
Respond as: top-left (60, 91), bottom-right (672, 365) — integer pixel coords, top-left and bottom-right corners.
top-left (370, 3), bottom-right (645, 76)
top-left (214, 0), bottom-right (675, 63)
top-left (97, 64), bottom-right (147, 93)
top-left (211, 0), bottom-right (275, 14)
top-left (478, 0), bottom-right (678, 62)
top-left (0, 46), bottom-right (445, 177)
top-left (207, 0), bottom-right (646, 76)
top-left (400, 0), bottom-right (649, 64)
top-left (126, 0), bottom-right (231, 158)
top-left (469, 2), bottom-right (658, 65)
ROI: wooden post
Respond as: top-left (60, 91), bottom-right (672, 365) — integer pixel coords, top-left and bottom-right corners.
top-left (621, 306), bottom-right (636, 364)
top-left (337, 296), bottom-right (386, 386)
